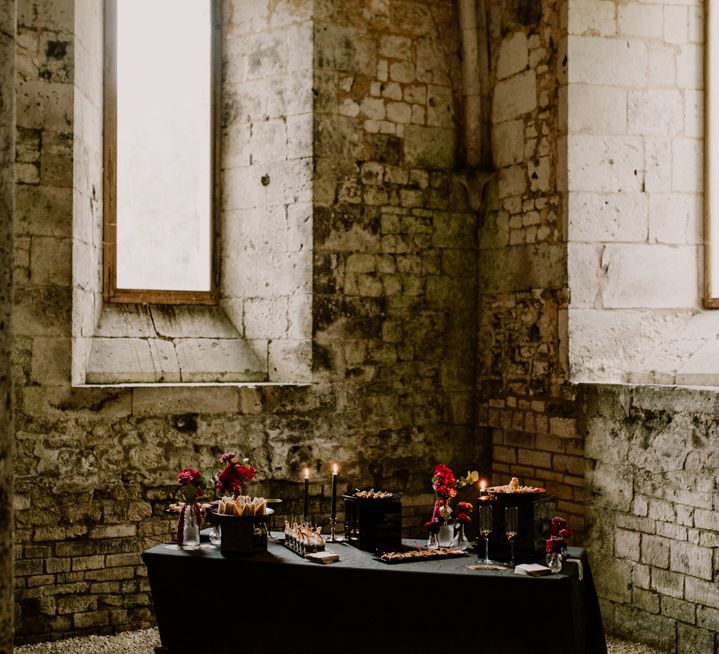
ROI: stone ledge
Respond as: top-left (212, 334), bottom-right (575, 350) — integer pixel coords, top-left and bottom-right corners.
top-left (82, 304), bottom-right (268, 385)
top-left (75, 381), bottom-right (313, 388)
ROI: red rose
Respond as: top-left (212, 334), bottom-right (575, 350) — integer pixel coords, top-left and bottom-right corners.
top-left (432, 464), bottom-right (456, 490)
top-left (177, 468), bottom-right (202, 487)
top-left (236, 463), bottom-right (255, 481)
top-left (550, 516), bottom-right (567, 536)
top-left (215, 459), bottom-right (255, 496)
top-left (220, 452), bottom-right (236, 464)
top-left (559, 528), bottom-right (572, 539)
top-left (457, 501), bottom-right (473, 511)
top-left (457, 512), bottom-right (471, 523)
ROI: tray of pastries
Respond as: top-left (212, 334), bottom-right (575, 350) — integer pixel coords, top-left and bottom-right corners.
top-left (487, 477), bottom-right (545, 495)
top-left (377, 546), bottom-right (468, 564)
top-left (344, 489), bottom-right (401, 500)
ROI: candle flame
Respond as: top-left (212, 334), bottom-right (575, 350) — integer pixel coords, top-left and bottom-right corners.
top-left (480, 480), bottom-right (487, 492)
top-left (304, 468), bottom-right (309, 479)
top-left (332, 463), bottom-right (339, 475)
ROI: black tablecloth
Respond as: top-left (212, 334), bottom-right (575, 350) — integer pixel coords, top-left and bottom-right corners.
top-left (143, 539), bottom-right (606, 654)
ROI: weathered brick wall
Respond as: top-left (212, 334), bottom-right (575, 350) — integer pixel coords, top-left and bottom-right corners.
top-left (476, 0), bottom-right (586, 537)
top-left (309, 0), bottom-right (483, 527)
top-left (0, 1), bottom-right (16, 651)
top-left (12, 0), bottom-right (484, 644)
top-left (582, 384), bottom-right (719, 653)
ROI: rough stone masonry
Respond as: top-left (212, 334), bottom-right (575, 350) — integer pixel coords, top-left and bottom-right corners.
top-left (11, 0), bottom-right (484, 643)
top-left (0, 0), bottom-right (16, 651)
top-left (4, 0), bottom-right (719, 652)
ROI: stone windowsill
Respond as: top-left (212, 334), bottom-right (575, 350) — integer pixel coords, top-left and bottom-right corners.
top-left (81, 304), bottom-right (269, 385)
top-left (74, 381), bottom-right (313, 388)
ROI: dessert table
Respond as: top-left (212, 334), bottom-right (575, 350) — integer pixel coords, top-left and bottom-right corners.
top-left (143, 538), bottom-right (606, 654)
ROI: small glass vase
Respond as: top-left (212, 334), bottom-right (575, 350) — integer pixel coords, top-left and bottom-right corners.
top-left (427, 531), bottom-right (440, 550)
top-left (546, 551), bottom-right (563, 573)
top-left (451, 522), bottom-right (469, 551)
top-left (180, 502), bottom-right (200, 550)
top-left (438, 523), bottom-right (453, 548)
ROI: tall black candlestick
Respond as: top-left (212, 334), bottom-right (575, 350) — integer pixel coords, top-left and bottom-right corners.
top-left (303, 469), bottom-right (309, 519)
top-left (331, 466), bottom-right (338, 520)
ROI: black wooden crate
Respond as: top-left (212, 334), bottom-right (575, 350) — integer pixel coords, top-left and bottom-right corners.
top-left (344, 495), bottom-right (402, 551)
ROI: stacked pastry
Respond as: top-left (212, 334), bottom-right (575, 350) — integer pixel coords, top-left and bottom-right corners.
top-left (352, 489), bottom-right (395, 499)
top-left (217, 495), bottom-right (267, 516)
top-left (487, 477), bottom-right (544, 494)
top-left (380, 547), bottom-right (465, 563)
top-left (168, 502), bottom-right (213, 514)
top-left (283, 520), bottom-right (326, 555)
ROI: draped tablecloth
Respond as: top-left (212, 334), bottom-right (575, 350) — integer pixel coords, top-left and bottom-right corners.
top-left (142, 539), bottom-right (606, 654)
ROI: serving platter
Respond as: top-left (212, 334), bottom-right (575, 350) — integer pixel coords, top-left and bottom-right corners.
top-left (376, 546), bottom-right (469, 564)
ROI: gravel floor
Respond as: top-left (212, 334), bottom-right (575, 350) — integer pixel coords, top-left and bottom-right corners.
top-left (15, 629), bottom-right (664, 653)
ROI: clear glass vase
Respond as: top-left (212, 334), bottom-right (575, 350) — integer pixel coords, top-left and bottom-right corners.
top-left (451, 523), bottom-right (469, 551)
top-left (427, 531), bottom-right (440, 549)
top-left (180, 502), bottom-right (200, 550)
top-left (546, 551), bottom-right (563, 573)
top-left (438, 523), bottom-right (453, 548)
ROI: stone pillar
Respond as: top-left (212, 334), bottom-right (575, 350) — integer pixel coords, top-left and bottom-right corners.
top-left (0, 0), bottom-right (15, 652)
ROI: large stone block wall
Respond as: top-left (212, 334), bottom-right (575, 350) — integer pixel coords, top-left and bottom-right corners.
top-left (12, 0), bottom-right (484, 644)
top-left (567, 0), bottom-right (715, 386)
top-left (73, 0), bottom-right (313, 385)
top-left (0, 1), bottom-right (16, 651)
top-left (582, 384), bottom-right (719, 653)
top-left (477, 0), bottom-right (586, 536)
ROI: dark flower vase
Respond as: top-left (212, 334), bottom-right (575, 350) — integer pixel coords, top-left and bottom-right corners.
top-left (213, 513), bottom-right (268, 556)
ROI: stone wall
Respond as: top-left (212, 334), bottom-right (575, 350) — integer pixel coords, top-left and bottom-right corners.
top-left (477, 0), bottom-right (586, 537)
top-left (582, 384), bottom-right (719, 653)
top-left (0, 0), bottom-right (15, 651)
top-left (564, 3), bottom-right (719, 651)
top-left (12, 0), bottom-right (484, 643)
top-left (567, 0), bottom-right (713, 386)
top-left (74, 0), bottom-right (313, 386)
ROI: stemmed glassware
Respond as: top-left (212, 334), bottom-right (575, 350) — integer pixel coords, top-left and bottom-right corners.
top-left (478, 505), bottom-right (493, 564)
top-left (505, 506), bottom-right (518, 566)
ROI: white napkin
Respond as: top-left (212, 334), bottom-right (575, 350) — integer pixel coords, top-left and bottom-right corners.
top-left (565, 557), bottom-right (584, 580)
top-left (514, 563), bottom-right (551, 576)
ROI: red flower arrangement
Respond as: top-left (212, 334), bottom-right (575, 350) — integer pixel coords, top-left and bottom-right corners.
top-left (425, 464), bottom-right (478, 532)
top-left (177, 468), bottom-right (206, 503)
top-left (215, 452), bottom-right (255, 498)
top-left (175, 467), bottom-right (210, 547)
top-left (456, 501), bottom-right (474, 523)
top-left (546, 516), bottom-right (572, 553)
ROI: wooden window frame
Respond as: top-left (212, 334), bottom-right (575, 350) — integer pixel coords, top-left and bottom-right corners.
top-left (103, 0), bottom-right (222, 305)
top-left (706, 0), bottom-right (719, 308)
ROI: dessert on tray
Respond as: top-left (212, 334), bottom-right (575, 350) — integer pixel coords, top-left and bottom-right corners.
top-left (487, 477), bottom-right (545, 494)
top-left (283, 520), bottom-right (326, 556)
top-left (349, 489), bottom-right (397, 499)
top-left (168, 502), bottom-right (212, 514)
top-left (379, 547), bottom-right (467, 564)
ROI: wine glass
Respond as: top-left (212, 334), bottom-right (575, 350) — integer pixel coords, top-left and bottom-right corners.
top-left (505, 506), bottom-right (519, 566)
top-left (478, 505), bottom-right (493, 563)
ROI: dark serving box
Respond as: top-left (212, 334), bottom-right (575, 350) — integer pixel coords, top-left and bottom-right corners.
top-left (481, 493), bottom-right (556, 563)
top-left (343, 494), bottom-right (402, 551)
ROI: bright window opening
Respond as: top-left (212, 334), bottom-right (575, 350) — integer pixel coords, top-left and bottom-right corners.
top-left (104, 0), bottom-right (219, 304)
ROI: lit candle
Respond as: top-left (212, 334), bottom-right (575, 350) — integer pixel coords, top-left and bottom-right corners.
top-left (330, 464), bottom-right (339, 521)
top-left (480, 480), bottom-right (487, 494)
top-left (303, 468), bottom-right (309, 520)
